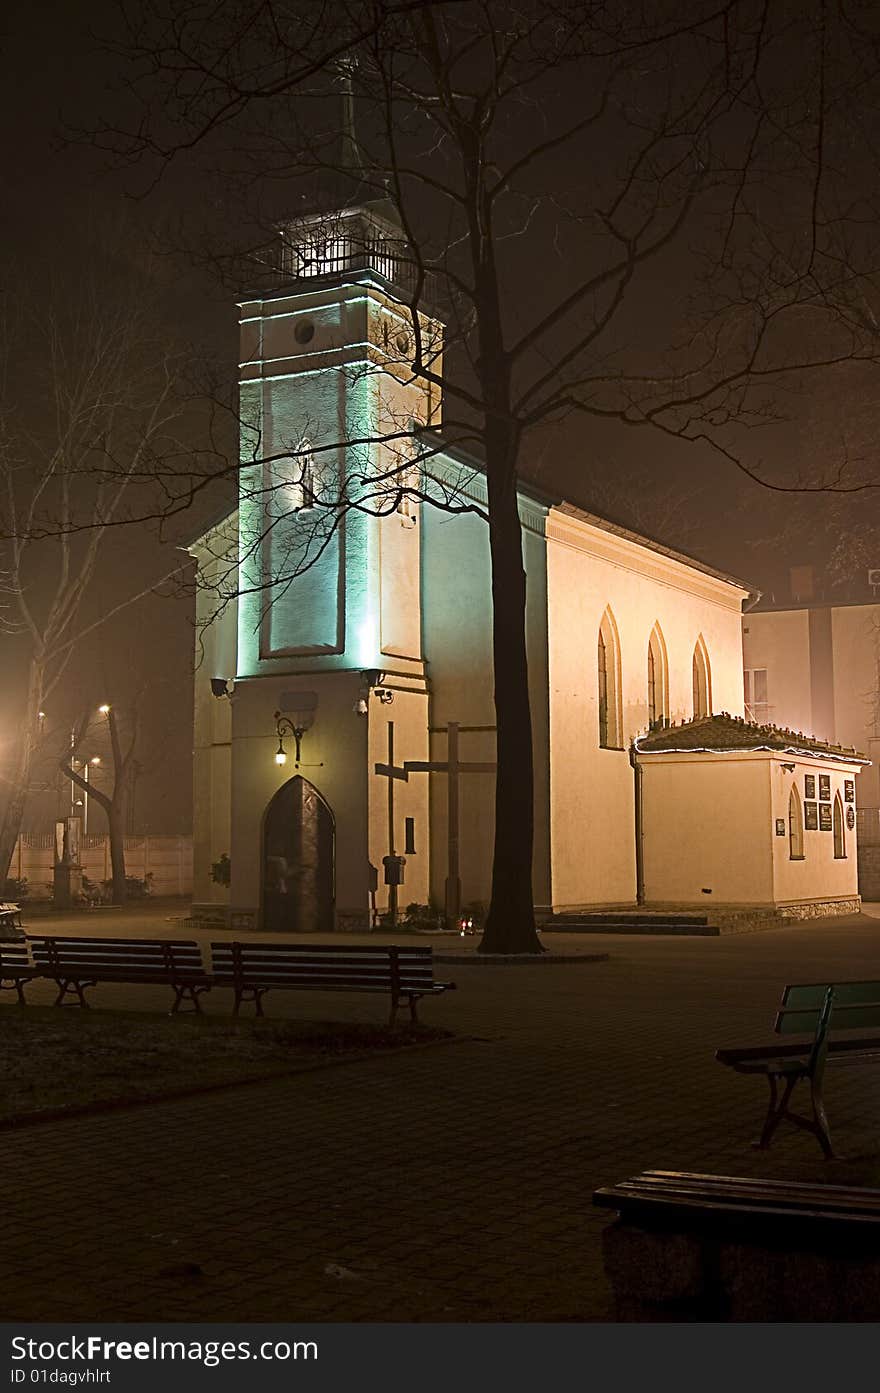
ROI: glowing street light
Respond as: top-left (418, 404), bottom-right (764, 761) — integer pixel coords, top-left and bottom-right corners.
top-left (73, 755), bottom-right (103, 833)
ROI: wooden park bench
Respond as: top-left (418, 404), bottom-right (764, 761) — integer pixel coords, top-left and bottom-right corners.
top-left (26, 935), bottom-right (211, 1013)
top-left (716, 980), bottom-right (880, 1158)
top-left (0, 938), bottom-right (40, 1004)
top-left (0, 902), bottom-right (23, 933)
top-left (594, 1169), bottom-right (880, 1320)
top-left (210, 941), bottom-right (456, 1022)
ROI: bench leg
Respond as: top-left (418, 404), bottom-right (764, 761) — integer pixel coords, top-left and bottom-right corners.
top-left (810, 1080), bottom-right (835, 1160)
top-left (388, 991), bottom-right (399, 1026)
top-left (755, 1071), bottom-right (835, 1159)
top-left (408, 994), bottom-right (420, 1024)
top-left (756, 1073), bottom-right (799, 1149)
top-left (171, 984), bottom-right (209, 1016)
top-left (53, 978), bottom-right (92, 1008)
top-left (234, 987), bottom-right (266, 1017)
top-left (1, 979), bottom-right (29, 1005)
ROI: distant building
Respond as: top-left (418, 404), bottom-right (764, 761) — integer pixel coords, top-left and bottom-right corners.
top-left (186, 203), bottom-right (864, 928)
top-left (742, 574), bottom-right (879, 896)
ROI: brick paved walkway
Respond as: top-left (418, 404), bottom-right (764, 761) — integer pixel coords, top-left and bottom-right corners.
top-left (5, 909), bottom-right (880, 1321)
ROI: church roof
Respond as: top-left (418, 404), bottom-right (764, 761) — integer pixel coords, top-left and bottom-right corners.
top-left (551, 500), bottom-right (756, 599)
top-left (428, 433), bottom-right (758, 599)
top-left (634, 714), bottom-right (869, 764)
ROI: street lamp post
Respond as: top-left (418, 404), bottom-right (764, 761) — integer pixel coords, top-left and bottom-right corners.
top-left (83, 757), bottom-right (101, 834)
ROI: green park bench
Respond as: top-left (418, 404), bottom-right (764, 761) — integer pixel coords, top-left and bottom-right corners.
top-left (716, 980), bottom-right (880, 1158)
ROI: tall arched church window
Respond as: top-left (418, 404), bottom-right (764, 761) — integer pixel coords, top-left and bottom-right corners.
top-left (647, 624), bottom-right (668, 729)
top-left (598, 608), bottom-right (622, 749)
top-left (833, 793), bottom-right (846, 859)
top-left (692, 637), bottom-right (711, 718)
top-left (789, 787), bottom-right (804, 860)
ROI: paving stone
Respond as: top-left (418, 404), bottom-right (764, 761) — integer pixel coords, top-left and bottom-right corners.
top-left (4, 910), bottom-right (880, 1318)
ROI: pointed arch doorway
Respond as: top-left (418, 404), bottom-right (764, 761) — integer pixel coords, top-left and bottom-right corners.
top-left (262, 776), bottom-right (335, 933)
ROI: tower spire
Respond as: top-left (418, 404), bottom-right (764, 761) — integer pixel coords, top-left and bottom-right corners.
top-left (335, 55), bottom-right (367, 185)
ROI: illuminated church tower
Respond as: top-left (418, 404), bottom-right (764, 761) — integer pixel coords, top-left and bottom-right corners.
top-left (197, 185), bottom-right (443, 929)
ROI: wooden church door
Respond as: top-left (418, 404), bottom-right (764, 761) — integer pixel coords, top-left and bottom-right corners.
top-left (262, 776), bottom-right (335, 933)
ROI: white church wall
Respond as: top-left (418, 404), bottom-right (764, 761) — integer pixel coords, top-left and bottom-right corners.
top-left (420, 493), bottom-right (552, 912)
top-left (640, 754), bottom-right (773, 905)
top-left (228, 670), bottom-right (371, 926)
top-left (771, 757), bottom-right (862, 905)
top-left (546, 511), bottom-right (748, 908)
top-left (422, 505), bottom-right (496, 910)
top-left (373, 340), bottom-right (430, 666)
top-left (367, 693), bottom-right (431, 912)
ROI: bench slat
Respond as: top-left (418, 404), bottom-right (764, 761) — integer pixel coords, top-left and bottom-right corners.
top-left (595, 1170), bottom-right (880, 1223)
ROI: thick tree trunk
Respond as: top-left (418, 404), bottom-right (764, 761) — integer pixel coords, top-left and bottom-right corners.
top-left (107, 800), bottom-right (128, 905)
top-left (479, 465), bottom-right (544, 955)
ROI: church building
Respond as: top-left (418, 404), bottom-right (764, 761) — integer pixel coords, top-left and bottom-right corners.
top-left (188, 200), bottom-right (865, 930)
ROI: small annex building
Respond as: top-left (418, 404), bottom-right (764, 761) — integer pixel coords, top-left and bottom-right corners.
top-left (635, 715), bottom-right (867, 916)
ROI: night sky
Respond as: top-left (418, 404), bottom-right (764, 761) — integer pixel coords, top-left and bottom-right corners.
top-left (2, 0), bottom-right (878, 837)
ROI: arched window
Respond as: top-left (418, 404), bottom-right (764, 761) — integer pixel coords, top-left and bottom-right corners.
top-left (647, 624), bottom-right (668, 729)
top-left (692, 636), bottom-right (711, 718)
top-left (598, 608), bottom-right (622, 749)
top-left (789, 787), bottom-right (804, 860)
top-left (833, 793), bottom-right (846, 859)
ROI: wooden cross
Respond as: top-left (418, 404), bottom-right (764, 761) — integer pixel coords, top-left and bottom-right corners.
top-left (404, 721), bottom-right (496, 928)
top-left (373, 720), bottom-right (409, 926)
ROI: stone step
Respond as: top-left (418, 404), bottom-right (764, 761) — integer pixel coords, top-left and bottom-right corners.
top-left (549, 911), bottom-right (710, 925)
top-left (544, 920), bottom-right (719, 937)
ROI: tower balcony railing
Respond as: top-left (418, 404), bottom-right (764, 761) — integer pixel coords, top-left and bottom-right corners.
top-left (278, 210), bottom-right (441, 310)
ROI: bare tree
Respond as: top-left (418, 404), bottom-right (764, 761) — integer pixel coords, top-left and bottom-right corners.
top-left (62, 703), bottom-right (141, 904)
top-left (84, 1), bottom-right (880, 950)
top-left (0, 267), bottom-right (191, 885)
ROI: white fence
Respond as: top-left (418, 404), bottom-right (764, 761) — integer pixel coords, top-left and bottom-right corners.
top-left (8, 835), bottom-right (193, 899)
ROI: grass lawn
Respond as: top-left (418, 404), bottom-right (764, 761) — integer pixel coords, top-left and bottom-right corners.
top-left (0, 1007), bottom-right (451, 1123)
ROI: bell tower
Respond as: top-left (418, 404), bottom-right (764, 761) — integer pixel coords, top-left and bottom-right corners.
top-left (229, 189), bottom-right (443, 926)
top-left (236, 200), bottom-right (443, 677)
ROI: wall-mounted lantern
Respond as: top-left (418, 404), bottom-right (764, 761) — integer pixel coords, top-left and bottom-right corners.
top-left (273, 692), bottom-right (320, 768)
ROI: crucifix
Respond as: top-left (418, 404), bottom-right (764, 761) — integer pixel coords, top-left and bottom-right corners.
top-left (373, 720), bottom-right (408, 926)
top-left (405, 722), bottom-right (496, 929)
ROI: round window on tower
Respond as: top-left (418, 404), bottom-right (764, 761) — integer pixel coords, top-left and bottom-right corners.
top-left (295, 320), bottom-right (316, 345)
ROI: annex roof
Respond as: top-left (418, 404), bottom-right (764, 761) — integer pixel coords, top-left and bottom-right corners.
top-left (634, 714), bottom-right (869, 765)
